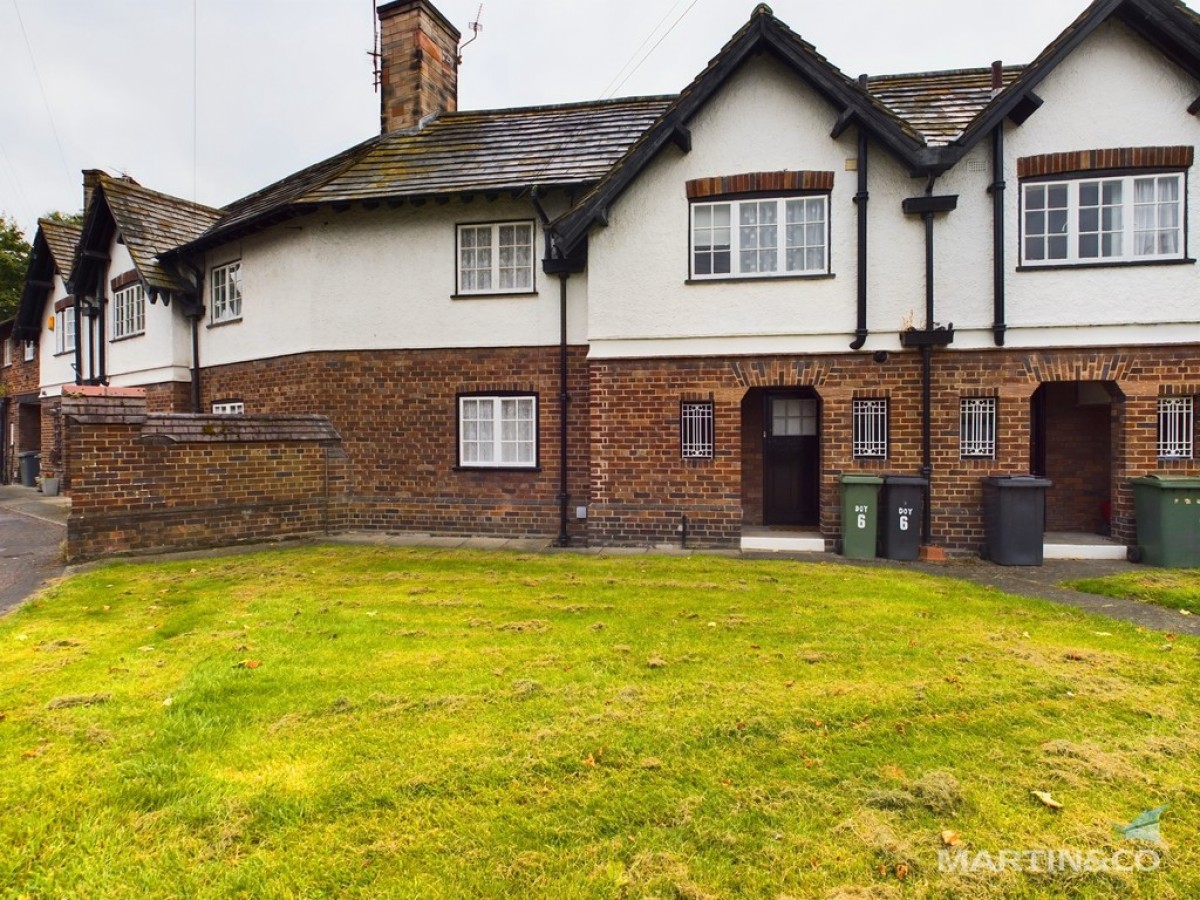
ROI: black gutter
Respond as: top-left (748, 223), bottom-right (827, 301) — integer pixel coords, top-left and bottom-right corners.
top-left (850, 111), bottom-right (870, 351)
top-left (989, 65), bottom-right (1008, 345)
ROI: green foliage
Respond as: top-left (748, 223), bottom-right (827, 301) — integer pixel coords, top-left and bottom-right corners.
top-left (0, 214), bottom-right (31, 321)
top-left (42, 209), bottom-right (84, 226)
top-left (1, 547), bottom-right (1197, 897)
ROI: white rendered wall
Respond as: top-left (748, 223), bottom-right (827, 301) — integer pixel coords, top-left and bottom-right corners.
top-left (37, 272), bottom-right (77, 399)
top-left (198, 196), bottom-right (587, 369)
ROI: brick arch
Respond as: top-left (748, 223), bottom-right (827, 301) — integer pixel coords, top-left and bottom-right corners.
top-left (729, 358), bottom-right (833, 389)
top-left (1018, 352), bottom-right (1134, 385)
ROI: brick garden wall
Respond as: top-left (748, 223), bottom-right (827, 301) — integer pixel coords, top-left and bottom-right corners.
top-left (63, 388), bottom-right (349, 562)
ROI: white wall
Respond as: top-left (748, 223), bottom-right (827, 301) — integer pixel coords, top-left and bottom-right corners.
top-left (198, 195), bottom-right (587, 369)
top-left (37, 272), bottom-right (77, 398)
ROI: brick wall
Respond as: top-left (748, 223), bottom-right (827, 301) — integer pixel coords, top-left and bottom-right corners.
top-left (587, 345), bottom-right (1200, 554)
top-left (199, 346), bottom-right (590, 543)
top-left (63, 388), bottom-right (349, 562)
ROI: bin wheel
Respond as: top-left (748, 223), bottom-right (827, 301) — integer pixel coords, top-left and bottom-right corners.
top-left (1126, 545), bottom-right (1143, 564)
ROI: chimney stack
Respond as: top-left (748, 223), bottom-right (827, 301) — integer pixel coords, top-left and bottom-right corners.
top-left (377, 0), bottom-right (461, 134)
top-left (83, 169), bottom-right (104, 212)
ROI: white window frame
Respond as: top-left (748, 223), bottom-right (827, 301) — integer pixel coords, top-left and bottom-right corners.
top-left (456, 221), bottom-right (536, 295)
top-left (458, 394), bottom-right (537, 468)
top-left (690, 194), bottom-right (830, 279)
top-left (1158, 396), bottom-right (1194, 460)
top-left (852, 398), bottom-right (888, 459)
top-left (23, 340), bottom-right (34, 362)
top-left (2, 336), bottom-right (11, 367)
top-left (111, 283), bottom-right (146, 339)
top-left (1021, 172), bottom-right (1185, 266)
top-left (960, 397), bottom-right (998, 459)
top-left (212, 401), bottom-right (245, 415)
top-left (681, 400), bottom-right (715, 459)
top-left (56, 309), bottom-right (76, 355)
top-left (210, 261), bottom-right (243, 323)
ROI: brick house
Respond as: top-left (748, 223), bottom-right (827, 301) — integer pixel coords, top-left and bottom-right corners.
top-left (14, 0), bottom-right (1200, 558)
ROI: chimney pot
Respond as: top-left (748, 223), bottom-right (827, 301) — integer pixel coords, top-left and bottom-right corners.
top-left (990, 60), bottom-right (1004, 95)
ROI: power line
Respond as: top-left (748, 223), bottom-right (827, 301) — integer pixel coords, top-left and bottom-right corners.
top-left (10, 0), bottom-right (74, 197)
top-left (599, 0), bottom-right (690, 100)
top-left (603, 0), bottom-right (706, 100)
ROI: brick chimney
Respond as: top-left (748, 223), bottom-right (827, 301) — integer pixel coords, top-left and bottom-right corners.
top-left (83, 169), bottom-right (104, 212)
top-left (377, 0), bottom-right (461, 134)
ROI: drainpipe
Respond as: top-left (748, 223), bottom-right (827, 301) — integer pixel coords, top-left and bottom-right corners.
top-left (850, 84), bottom-right (870, 351)
top-left (183, 264), bottom-right (206, 413)
top-left (989, 61), bottom-right (1008, 347)
top-left (95, 271), bottom-right (108, 386)
top-left (0, 397), bottom-right (8, 484)
top-left (920, 177), bottom-right (936, 545)
top-left (83, 303), bottom-right (97, 384)
top-left (72, 302), bottom-right (83, 386)
top-left (529, 186), bottom-right (572, 548)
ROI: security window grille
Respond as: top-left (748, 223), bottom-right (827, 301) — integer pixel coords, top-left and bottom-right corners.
top-left (57, 310), bottom-right (76, 354)
top-left (211, 261), bottom-right (243, 322)
top-left (960, 397), bottom-right (997, 458)
top-left (852, 398), bottom-right (888, 458)
top-left (691, 196), bottom-right (829, 278)
top-left (23, 341), bottom-right (34, 362)
top-left (681, 401), bottom-right (715, 459)
top-left (112, 283), bottom-right (145, 338)
top-left (458, 222), bottom-right (535, 294)
top-left (212, 401), bottom-right (245, 415)
top-left (1158, 397), bottom-right (1194, 459)
top-left (459, 395), bottom-right (537, 468)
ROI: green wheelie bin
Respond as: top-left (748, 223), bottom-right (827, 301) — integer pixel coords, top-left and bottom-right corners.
top-left (840, 474), bottom-right (883, 559)
top-left (1131, 475), bottom-right (1200, 568)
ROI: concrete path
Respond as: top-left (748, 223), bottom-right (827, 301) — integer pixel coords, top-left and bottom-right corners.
top-left (0, 485), bottom-right (68, 615)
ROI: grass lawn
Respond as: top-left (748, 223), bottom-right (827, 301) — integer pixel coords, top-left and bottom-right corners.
top-left (1064, 569), bottom-right (1200, 616)
top-left (3, 547), bottom-right (1198, 898)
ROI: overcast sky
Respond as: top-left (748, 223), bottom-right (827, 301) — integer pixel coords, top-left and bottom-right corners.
top-left (0, 0), bottom-right (1184, 239)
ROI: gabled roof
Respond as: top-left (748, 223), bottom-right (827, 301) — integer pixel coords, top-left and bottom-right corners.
top-left (72, 174), bottom-right (221, 299)
top-left (950, 0), bottom-right (1200, 158)
top-left (868, 66), bottom-right (1024, 147)
top-left (179, 96), bottom-right (673, 254)
top-left (14, 219), bottom-right (82, 341)
top-left (551, 4), bottom-right (931, 254)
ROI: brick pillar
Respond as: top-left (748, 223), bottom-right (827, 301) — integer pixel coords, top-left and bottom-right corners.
top-left (1112, 383), bottom-right (1159, 545)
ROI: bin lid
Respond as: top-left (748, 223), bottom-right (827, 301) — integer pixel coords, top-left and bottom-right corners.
top-left (840, 473), bottom-right (883, 485)
top-left (17, 451), bottom-right (38, 458)
top-left (1131, 474), bottom-right (1200, 489)
top-left (884, 475), bottom-right (928, 486)
top-left (982, 475), bottom-right (1052, 488)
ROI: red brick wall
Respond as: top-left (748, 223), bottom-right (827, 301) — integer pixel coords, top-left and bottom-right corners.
top-left (63, 391), bottom-right (349, 561)
top-left (587, 345), bottom-right (1200, 553)
top-left (199, 347), bottom-right (590, 543)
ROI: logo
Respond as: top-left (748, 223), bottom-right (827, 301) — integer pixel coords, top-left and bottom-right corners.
top-left (1114, 805), bottom-right (1166, 845)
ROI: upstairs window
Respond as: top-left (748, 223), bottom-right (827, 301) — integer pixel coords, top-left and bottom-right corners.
top-left (2, 337), bottom-right (10, 367)
top-left (211, 261), bottom-right (243, 323)
top-left (23, 341), bottom-right (34, 362)
top-left (457, 222), bottom-right (535, 294)
top-left (57, 309), bottom-right (76, 354)
top-left (1022, 173), bottom-right (1184, 265)
top-left (691, 195), bottom-right (829, 279)
top-left (1158, 397), bottom-right (1194, 459)
top-left (112, 283), bottom-right (145, 339)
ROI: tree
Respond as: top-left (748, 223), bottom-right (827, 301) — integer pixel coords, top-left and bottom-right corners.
top-left (0, 215), bottom-right (31, 321)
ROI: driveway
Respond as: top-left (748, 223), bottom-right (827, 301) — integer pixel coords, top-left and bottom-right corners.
top-left (0, 487), bottom-right (67, 615)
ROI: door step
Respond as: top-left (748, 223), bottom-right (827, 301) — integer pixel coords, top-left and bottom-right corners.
top-left (740, 528), bottom-right (826, 553)
top-left (1043, 532), bottom-right (1128, 560)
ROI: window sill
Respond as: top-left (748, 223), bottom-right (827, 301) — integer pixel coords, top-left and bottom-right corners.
top-left (53, 350), bottom-right (77, 358)
top-left (451, 290), bottom-right (538, 300)
top-left (453, 465), bottom-right (542, 473)
top-left (686, 273), bottom-right (835, 285)
top-left (1017, 258), bottom-right (1195, 272)
top-left (110, 332), bottom-right (145, 343)
top-left (207, 316), bottom-right (243, 330)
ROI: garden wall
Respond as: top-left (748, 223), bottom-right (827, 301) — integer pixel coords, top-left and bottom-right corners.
top-left (63, 387), bottom-right (349, 562)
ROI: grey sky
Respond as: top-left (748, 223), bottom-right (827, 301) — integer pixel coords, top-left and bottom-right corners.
top-left (0, 0), bottom-right (1175, 239)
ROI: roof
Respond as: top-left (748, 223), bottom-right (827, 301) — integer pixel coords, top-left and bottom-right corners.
top-left (13, 219), bottom-right (83, 340)
top-left (182, 96), bottom-right (673, 253)
top-left (38, 219), bottom-right (82, 276)
top-left (92, 176), bottom-right (222, 295)
top-left (868, 66), bottom-right (1025, 147)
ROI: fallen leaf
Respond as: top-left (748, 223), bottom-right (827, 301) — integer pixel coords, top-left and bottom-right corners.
top-left (895, 863), bottom-right (909, 881)
top-left (1179, 609), bottom-right (1192, 616)
top-left (236, 660), bottom-right (262, 670)
top-left (647, 657), bottom-right (667, 669)
top-left (941, 830), bottom-right (962, 847)
top-left (582, 754), bottom-right (596, 768)
top-left (1032, 790), bottom-right (1063, 810)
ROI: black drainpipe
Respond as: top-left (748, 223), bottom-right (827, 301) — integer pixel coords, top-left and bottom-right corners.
top-left (184, 264), bottom-right (206, 413)
top-left (530, 186), bottom-right (572, 548)
top-left (95, 271), bottom-right (108, 385)
top-left (850, 85), bottom-right (870, 351)
top-left (921, 178), bottom-right (936, 545)
top-left (0, 398), bottom-right (8, 484)
top-left (83, 303), bottom-right (97, 384)
top-left (72, 301), bottom-right (83, 385)
top-left (988, 61), bottom-right (1007, 347)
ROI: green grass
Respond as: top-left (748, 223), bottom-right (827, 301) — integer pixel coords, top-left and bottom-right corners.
top-left (1065, 570), bottom-right (1200, 615)
top-left (2, 547), bottom-right (1199, 898)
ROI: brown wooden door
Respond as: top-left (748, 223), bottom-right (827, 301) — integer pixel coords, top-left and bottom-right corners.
top-left (764, 393), bottom-right (819, 526)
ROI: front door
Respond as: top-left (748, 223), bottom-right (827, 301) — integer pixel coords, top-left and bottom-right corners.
top-left (763, 393), bottom-right (819, 526)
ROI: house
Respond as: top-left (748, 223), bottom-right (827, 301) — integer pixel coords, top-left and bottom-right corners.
top-left (14, 0), bottom-right (1200, 559)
